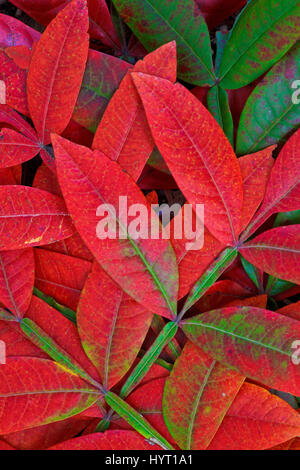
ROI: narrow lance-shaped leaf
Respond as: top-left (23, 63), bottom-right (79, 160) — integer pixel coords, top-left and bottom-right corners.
top-left (105, 391), bottom-right (174, 450)
top-left (0, 186), bottom-right (74, 250)
top-left (52, 135), bottom-right (178, 319)
top-left (20, 318), bottom-right (101, 389)
top-left (77, 261), bottom-right (153, 389)
top-left (218, 0), bottom-right (300, 89)
top-left (163, 342), bottom-right (244, 449)
top-left (112, 0), bottom-right (215, 86)
top-left (236, 43), bottom-right (300, 155)
top-left (120, 321), bottom-right (178, 398)
top-left (180, 247), bottom-right (238, 317)
top-left (0, 357), bottom-right (100, 434)
top-left (132, 73), bottom-right (243, 245)
top-left (27, 0), bottom-right (89, 144)
top-left (240, 225), bottom-right (300, 285)
top-left (182, 306), bottom-right (300, 396)
top-left (206, 86), bottom-right (234, 146)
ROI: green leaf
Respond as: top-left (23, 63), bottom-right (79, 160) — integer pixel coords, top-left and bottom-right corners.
top-left (105, 391), bottom-right (175, 450)
top-left (182, 306), bottom-right (300, 396)
top-left (179, 247), bottom-right (238, 318)
top-left (236, 42), bottom-right (300, 155)
top-left (274, 210), bottom-right (300, 227)
top-left (215, 30), bottom-right (229, 75)
top-left (21, 318), bottom-right (101, 389)
top-left (218, 0), bottom-right (300, 89)
top-left (112, 0), bottom-right (215, 86)
top-left (120, 321), bottom-right (178, 398)
top-left (266, 276), bottom-right (295, 296)
top-left (240, 255), bottom-right (262, 290)
top-left (207, 86), bottom-right (234, 146)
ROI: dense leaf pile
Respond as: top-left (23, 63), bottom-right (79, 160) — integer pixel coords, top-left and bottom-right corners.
top-left (0, 0), bottom-right (299, 451)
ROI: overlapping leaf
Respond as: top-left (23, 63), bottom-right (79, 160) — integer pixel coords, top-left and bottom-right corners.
top-left (182, 306), bottom-right (300, 395)
top-left (112, 0), bottom-right (215, 86)
top-left (52, 135), bottom-right (178, 319)
top-left (132, 73), bottom-right (243, 245)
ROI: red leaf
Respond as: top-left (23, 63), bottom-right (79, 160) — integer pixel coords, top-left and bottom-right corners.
top-left (171, 210), bottom-right (225, 299)
top-left (0, 49), bottom-right (28, 115)
top-left (77, 262), bottom-right (153, 389)
top-left (0, 104), bottom-right (36, 140)
top-left (239, 146), bottom-right (275, 231)
top-left (0, 128), bottom-right (40, 168)
top-left (0, 319), bottom-right (46, 359)
top-left (277, 301), bottom-right (300, 322)
top-left (240, 225), bottom-right (300, 285)
top-left (34, 249), bottom-right (92, 310)
top-left (208, 383), bottom-right (300, 450)
top-left (26, 295), bottom-right (100, 381)
top-left (2, 415), bottom-right (92, 450)
top-left (163, 342), bottom-right (244, 449)
top-left (195, 0), bottom-right (246, 30)
top-left (0, 249), bottom-right (34, 318)
top-left (52, 135), bottom-right (178, 319)
top-left (49, 430), bottom-right (162, 450)
top-left (0, 186), bottom-right (74, 250)
top-left (242, 128), bottom-right (300, 239)
top-left (5, 45), bottom-right (32, 70)
top-left (93, 42), bottom-right (177, 181)
top-left (27, 0), bottom-right (89, 144)
top-left (86, 0), bottom-right (121, 48)
top-left (0, 357), bottom-right (99, 434)
top-left (132, 73), bottom-right (243, 245)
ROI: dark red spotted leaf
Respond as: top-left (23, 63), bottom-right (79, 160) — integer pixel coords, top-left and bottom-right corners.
top-left (132, 73), bottom-right (243, 245)
top-left (27, 0), bottom-right (89, 144)
top-left (0, 357), bottom-right (100, 434)
top-left (163, 342), bottom-right (244, 449)
top-left (208, 383), bottom-right (300, 450)
top-left (0, 186), bottom-right (74, 250)
top-left (0, 249), bottom-right (34, 318)
top-left (240, 225), bottom-right (300, 285)
top-left (182, 306), bottom-right (300, 395)
top-left (92, 42), bottom-right (177, 181)
top-left (52, 135), bottom-right (178, 319)
top-left (77, 261), bottom-right (153, 389)
top-left (277, 301), bottom-right (300, 322)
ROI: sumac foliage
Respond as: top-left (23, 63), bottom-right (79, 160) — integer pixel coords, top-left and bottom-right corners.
top-left (0, 0), bottom-right (299, 451)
